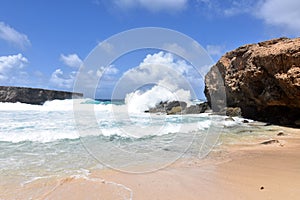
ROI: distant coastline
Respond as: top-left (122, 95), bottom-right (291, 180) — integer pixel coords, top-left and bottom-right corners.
top-left (0, 86), bottom-right (83, 105)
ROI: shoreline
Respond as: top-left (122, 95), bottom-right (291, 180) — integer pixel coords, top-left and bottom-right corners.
top-left (1, 125), bottom-right (299, 200)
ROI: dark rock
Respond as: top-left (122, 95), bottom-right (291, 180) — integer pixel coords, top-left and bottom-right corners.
top-left (277, 131), bottom-right (286, 136)
top-left (146, 101), bottom-right (187, 114)
top-left (0, 86), bottom-right (83, 105)
top-left (260, 139), bottom-right (280, 145)
top-left (213, 107), bottom-right (241, 117)
top-left (243, 120), bottom-right (249, 123)
top-left (167, 106), bottom-right (182, 115)
top-left (165, 101), bottom-right (187, 112)
top-left (163, 101), bottom-right (187, 115)
top-left (146, 101), bottom-right (210, 115)
top-left (204, 37), bottom-right (300, 126)
top-left (225, 107), bottom-right (242, 117)
top-left (185, 102), bottom-right (209, 114)
top-left (184, 105), bottom-right (198, 114)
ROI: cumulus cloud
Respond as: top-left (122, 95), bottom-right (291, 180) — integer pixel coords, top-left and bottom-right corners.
top-left (256, 0), bottom-right (300, 34)
top-left (96, 66), bottom-right (119, 77)
top-left (121, 52), bottom-right (191, 85)
top-left (202, 0), bottom-right (300, 35)
top-left (60, 54), bottom-right (83, 68)
top-left (0, 54), bottom-right (28, 81)
top-left (0, 22), bottom-right (31, 49)
top-left (50, 69), bottom-right (76, 89)
top-left (112, 51), bottom-right (203, 99)
top-left (50, 65), bottom-right (119, 92)
top-left (51, 53), bottom-right (84, 89)
top-left (195, 0), bottom-right (300, 35)
top-left (79, 65), bottom-right (119, 97)
top-left (113, 0), bottom-right (188, 12)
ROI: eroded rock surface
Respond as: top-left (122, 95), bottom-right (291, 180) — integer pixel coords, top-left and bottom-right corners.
top-left (205, 37), bottom-right (300, 126)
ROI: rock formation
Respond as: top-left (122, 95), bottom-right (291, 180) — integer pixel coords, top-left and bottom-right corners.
top-left (145, 101), bottom-right (209, 115)
top-left (185, 103), bottom-right (209, 114)
top-left (165, 101), bottom-right (187, 114)
top-left (205, 37), bottom-right (300, 126)
top-left (0, 86), bottom-right (83, 105)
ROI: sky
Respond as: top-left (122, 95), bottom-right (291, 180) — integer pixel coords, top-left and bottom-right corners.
top-left (0, 0), bottom-right (299, 99)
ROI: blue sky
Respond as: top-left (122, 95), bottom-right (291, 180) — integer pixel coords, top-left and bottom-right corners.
top-left (0, 0), bottom-right (299, 99)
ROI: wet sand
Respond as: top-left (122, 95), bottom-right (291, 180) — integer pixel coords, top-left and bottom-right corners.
top-left (1, 126), bottom-right (300, 200)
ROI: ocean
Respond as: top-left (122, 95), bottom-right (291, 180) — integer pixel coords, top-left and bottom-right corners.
top-left (0, 98), bottom-right (265, 190)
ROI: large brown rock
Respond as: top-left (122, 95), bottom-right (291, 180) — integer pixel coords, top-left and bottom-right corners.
top-left (205, 37), bottom-right (300, 126)
top-left (0, 86), bottom-right (83, 105)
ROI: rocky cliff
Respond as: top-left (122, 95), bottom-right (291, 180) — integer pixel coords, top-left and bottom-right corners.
top-left (0, 86), bottom-right (83, 105)
top-left (205, 37), bottom-right (300, 126)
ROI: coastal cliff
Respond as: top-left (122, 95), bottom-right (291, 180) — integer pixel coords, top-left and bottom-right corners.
top-left (0, 86), bottom-right (83, 105)
top-left (205, 37), bottom-right (300, 126)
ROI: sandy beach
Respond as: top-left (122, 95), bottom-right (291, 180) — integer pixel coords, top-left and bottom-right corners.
top-left (1, 125), bottom-right (299, 200)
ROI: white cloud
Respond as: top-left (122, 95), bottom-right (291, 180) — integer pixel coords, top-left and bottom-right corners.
top-left (78, 65), bottom-right (119, 97)
top-left (196, 0), bottom-right (300, 34)
top-left (125, 52), bottom-right (190, 83)
top-left (60, 54), bottom-right (83, 68)
top-left (0, 54), bottom-right (28, 81)
top-left (50, 65), bottom-right (119, 91)
top-left (256, 0), bottom-right (300, 34)
top-left (50, 69), bottom-right (76, 89)
top-left (112, 51), bottom-right (203, 99)
top-left (97, 66), bottom-right (119, 77)
top-left (0, 22), bottom-right (31, 49)
top-left (113, 0), bottom-right (188, 12)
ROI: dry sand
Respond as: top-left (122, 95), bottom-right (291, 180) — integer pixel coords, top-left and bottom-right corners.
top-left (1, 126), bottom-right (300, 200)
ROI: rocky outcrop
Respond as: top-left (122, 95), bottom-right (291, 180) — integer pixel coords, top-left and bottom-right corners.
top-left (0, 86), bottom-right (83, 105)
top-left (146, 101), bottom-right (187, 114)
top-left (185, 103), bottom-right (209, 114)
top-left (205, 37), bottom-right (300, 126)
top-left (145, 101), bottom-right (209, 115)
top-left (165, 101), bottom-right (187, 114)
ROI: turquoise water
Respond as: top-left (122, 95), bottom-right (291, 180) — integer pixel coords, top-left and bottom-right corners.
top-left (0, 99), bottom-right (255, 185)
